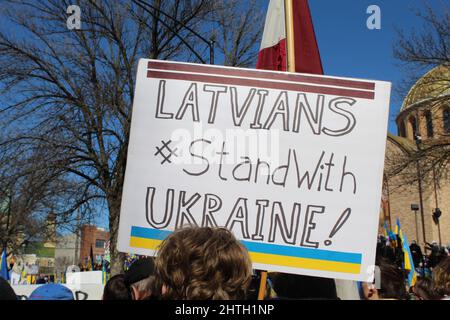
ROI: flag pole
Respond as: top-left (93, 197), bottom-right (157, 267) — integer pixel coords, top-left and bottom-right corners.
top-left (257, 270), bottom-right (268, 300)
top-left (258, 0), bottom-right (296, 300)
top-left (284, 0), bottom-right (296, 72)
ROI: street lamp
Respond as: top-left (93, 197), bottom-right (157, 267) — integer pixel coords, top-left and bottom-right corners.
top-left (414, 134), bottom-right (427, 251)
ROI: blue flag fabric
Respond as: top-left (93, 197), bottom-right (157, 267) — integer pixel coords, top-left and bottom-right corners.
top-left (395, 218), bottom-right (401, 235)
top-left (401, 232), bottom-right (417, 287)
top-left (0, 249), bottom-right (10, 281)
top-left (383, 221), bottom-right (389, 238)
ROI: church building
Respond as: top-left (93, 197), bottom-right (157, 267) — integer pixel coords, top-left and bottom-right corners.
top-left (382, 65), bottom-right (449, 249)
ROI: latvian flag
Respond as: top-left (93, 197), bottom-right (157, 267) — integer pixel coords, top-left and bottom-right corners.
top-left (256, 0), bottom-right (323, 75)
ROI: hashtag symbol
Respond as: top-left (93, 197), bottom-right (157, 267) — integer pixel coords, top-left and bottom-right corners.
top-left (154, 140), bottom-right (178, 165)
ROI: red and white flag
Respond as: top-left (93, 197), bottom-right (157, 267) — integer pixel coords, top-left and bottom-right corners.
top-left (256, 0), bottom-right (323, 75)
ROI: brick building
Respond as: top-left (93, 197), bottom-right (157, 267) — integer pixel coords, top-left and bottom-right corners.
top-left (381, 65), bottom-right (449, 249)
top-left (79, 225), bottom-right (110, 266)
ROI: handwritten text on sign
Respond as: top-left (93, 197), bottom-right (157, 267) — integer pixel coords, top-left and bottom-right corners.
top-left (118, 60), bottom-right (391, 282)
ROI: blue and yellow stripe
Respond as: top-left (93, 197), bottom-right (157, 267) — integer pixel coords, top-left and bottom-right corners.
top-left (129, 226), bottom-right (362, 274)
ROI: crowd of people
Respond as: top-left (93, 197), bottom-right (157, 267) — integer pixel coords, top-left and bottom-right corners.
top-left (378, 236), bottom-right (449, 274)
top-left (1, 226), bottom-right (449, 300)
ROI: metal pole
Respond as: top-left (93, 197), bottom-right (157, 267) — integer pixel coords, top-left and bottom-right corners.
top-left (74, 211), bottom-right (81, 265)
top-left (437, 220), bottom-right (442, 247)
top-left (432, 167), bottom-right (442, 247)
top-left (414, 210), bottom-right (419, 243)
top-left (384, 176), bottom-right (392, 228)
top-left (416, 161), bottom-right (427, 251)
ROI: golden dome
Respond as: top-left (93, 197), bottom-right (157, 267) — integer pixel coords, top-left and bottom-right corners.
top-left (400, 65), bottom-right (450, 113)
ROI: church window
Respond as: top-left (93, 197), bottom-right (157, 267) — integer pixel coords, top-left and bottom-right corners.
top-left (444, 108), bottom-right (450, 133)
top-left (425, 111), bottom-right (433, 138)
top-left (399, 121), bottom-right (406, 137)
top-left (409, 116), bottom-right (418, 139)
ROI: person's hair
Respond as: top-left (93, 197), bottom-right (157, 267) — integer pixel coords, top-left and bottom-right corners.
top-left (102, 274), bottom-right (131, 300)
top-left (413, 277), bottom-right (438, 300)
top-left (432, 257), bottom-right (450, 298)
top-left (154, 227), bottom-right (252, 300)
top-left (377, 257), bottom-right (408, 300)
top-left (130, 276), bottom-right (156, 299)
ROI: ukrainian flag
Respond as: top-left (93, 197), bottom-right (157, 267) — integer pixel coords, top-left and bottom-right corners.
top-left (401, 232), bottom-right (417, 287)
top-left (394, 218), bottom-right (400, 236)
top-left (383, 221), bottom-right (389, 238)
top-left (388, 230), bottom-right (397, 247)
top-left (396, 219), bottom-right (417, 287)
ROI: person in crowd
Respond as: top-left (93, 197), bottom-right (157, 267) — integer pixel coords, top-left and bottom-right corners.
top-left (377, 237), bottom-right (396, 263)
top-left (267, 272), bottom-right (339, 300)
top-left (29, 283), bottom-right (74, 300)
top-left (35, 274), bottom-right (47, 284)
top-left (411, 277), bottom-right (438, 300)
top-left (124, 257), bottom-right (156, 300)
top-left (437, 247), bottom-right (448, 265)
top-left (393, 235), bottom-right (405, 269)
top-left (410, 240), bottom-right (423, 268)
top-left (102, 274), bottom-right (132, 300)
top-left (0, 276), bottom-right (18, 300)
top-left (361, 257), bottom-right (409, 300)
top-left (431, 256), bottom-right (450, 299)
top-left (426, 241), bottom-right (440, 269)
top-left (154, 226), bottom-right (252, 300)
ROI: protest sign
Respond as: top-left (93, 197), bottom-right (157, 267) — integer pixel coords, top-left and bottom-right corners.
top-left (117, 59), bottom-right (390, 281)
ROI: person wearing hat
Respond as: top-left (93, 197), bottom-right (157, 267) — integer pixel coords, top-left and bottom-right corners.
top-left (29, 283), bottom-right (74, 300)
top-left (124, 257), bottom-right (156, 300)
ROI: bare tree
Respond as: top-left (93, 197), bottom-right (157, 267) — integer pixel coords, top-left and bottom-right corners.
top-left (394, 2), bottom-right (449, 101)
top-left (0, 142), bottom-right (95, 256)
top-left (0, 0), bottom-right (263, 274)
top-left (209, 0), bottom-right (264, 67)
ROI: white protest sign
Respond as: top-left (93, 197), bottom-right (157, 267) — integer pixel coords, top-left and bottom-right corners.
top-left (118, 59), bottom-right (390, 282)
top-left (66, 271), bottom-right (103, 285)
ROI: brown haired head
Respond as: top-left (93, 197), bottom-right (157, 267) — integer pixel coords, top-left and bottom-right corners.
top-left (413, 277), bottom-right (439, 300)
top-left (154, 226), bottom-right (252, 300)
top-left (432, 257), bottom-right (450, 298)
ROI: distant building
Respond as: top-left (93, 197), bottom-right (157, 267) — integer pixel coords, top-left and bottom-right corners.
top-left (382, 65), bottom-right (450, 248)
top-left (21, 212), bottom-right (57, 274)
top-left (43, 212), bottom-right (57, 248)
top-left (79, 225), bottom-right (110, 266)
top-left (54, 233), bottom-right (79, 274)
top-left (23, 242), bottom-right (55, 274)
top-left (22, 222), bottom-right (109, 275)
